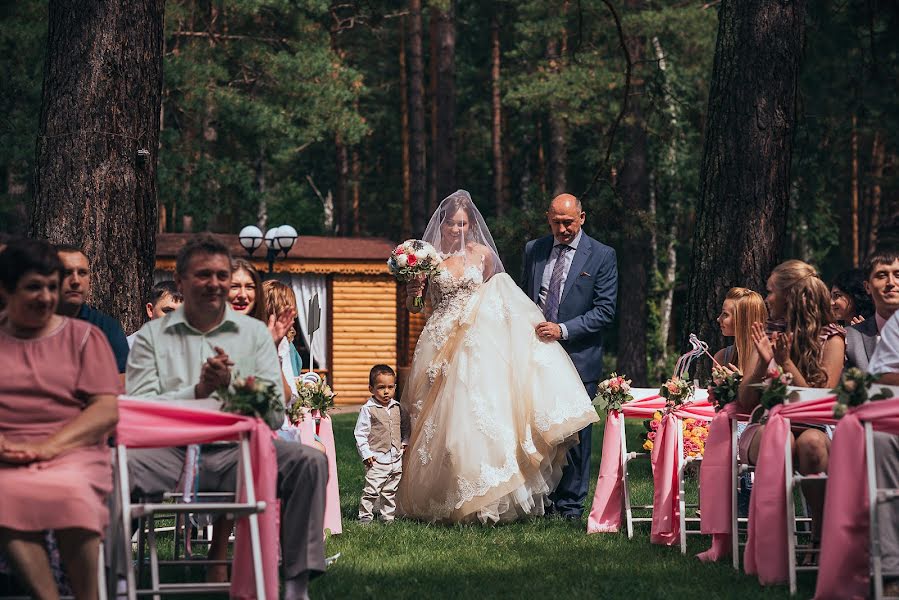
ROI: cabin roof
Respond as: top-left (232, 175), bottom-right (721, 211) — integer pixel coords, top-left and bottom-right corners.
top-left (155, 233), bottom-right (396, 262)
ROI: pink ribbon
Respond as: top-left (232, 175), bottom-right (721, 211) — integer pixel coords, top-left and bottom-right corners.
top-left (294, 414), bottom-right (342, 534)
top-left (743, 396), bottom-right (838, 586)
top-left (814, 398), bottom-right (899, 600)
top-left (117, 398), bottom-right (279, 600)
top-left (696, 403), bottom-right (740, 561)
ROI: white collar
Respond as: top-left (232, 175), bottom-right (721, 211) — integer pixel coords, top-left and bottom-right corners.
top-left (365, 397), bottom-right (399, 409)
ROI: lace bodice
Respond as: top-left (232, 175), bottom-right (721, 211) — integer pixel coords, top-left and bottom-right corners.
top-left (421, 264), bottom-right (484, 351)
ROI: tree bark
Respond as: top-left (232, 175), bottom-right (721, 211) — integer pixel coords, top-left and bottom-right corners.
top-left (335, 135), bottom-right (349, 235)
top-left (351, 146), bottom-right (361, 236)
top-left (851, 114), bottom-right (860, 266)
top-left (867, 130), bottom-right (885, 258)
top-left (684, 0), bottom-right (807, 381)
top-left (546, 37), bottom-right (567, 196)
top-left (615, 2), bottom-right (650, 386)
top-left (399, 16), bottom-right (412, 239)
top-left (408, 0), bottom-right (427, 233)
top-left (433, 1), bottom-right (456, 200)
top-left (31, 0), bottom-right (165, 334)
top-left (490, 8), bottom-right (506, 215)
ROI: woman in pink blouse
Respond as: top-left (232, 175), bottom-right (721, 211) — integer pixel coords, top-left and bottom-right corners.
top-left (0, 239), bottom-right (120, 600)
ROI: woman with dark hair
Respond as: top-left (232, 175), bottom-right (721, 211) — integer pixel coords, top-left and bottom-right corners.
top-left (830, 268), bottom-right (874, 325)
top-left (0, 239), bottom-right (120, 599)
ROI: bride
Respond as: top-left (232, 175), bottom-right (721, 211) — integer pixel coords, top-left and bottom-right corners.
top-left (397, 190), bottom-right (599, 524)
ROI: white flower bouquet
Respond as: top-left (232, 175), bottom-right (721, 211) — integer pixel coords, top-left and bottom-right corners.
top-left (388, 239), bottom-right (441, 308)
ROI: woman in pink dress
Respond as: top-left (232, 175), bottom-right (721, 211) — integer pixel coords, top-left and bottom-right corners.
top-left (0, 239), bottom-right (120, 600)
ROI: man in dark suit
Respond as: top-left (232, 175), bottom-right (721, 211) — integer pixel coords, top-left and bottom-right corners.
top-left (845, 251), bottom-right (899, 370)
top-left (521, 193), bottom-right (618, 519)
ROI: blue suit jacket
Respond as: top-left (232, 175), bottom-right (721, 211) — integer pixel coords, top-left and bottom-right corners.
top-left (521, 232), bottom-right (618, 384)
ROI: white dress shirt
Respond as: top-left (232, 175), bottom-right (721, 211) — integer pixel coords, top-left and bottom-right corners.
top-left (869, 311), bottom-right (899, 375)
top-left (354, 398), bottom-right (405, 464)
top-left (538, 229), bottom-right (582, 340)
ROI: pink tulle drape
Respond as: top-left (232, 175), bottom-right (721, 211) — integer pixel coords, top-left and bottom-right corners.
top-left (815, 398), bottom-right (899, 600)
top-left (117, 398), bottom-right (278, 600)
top-left (696, 403), bottom-right (740, 562)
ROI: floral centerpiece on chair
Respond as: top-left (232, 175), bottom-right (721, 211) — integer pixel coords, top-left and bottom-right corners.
top-left (708, 366), bottom-right (743, 412)
top-left (593, 372), bottom-right (634, 414)
top-left (287, 373), bottom-right (337, 432)
top-left (832, 367), bottom-right (891, 418)
top-left (756, 366), bottom-right (799, 411)
top-left (659, 376), bottom-right (693, 407)
top-left (640, 412), bottom-right (709, 458)
top-left (217, 375), bottom-right (284, 430)
top-left (387, 239), bottom-right (441, 308)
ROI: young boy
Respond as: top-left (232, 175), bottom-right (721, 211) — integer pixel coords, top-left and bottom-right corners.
top-left (354, 365), bottom-right (409, 523)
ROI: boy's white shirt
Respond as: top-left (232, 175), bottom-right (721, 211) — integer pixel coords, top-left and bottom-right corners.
top-left (354, 397), bottom-right (406, 464)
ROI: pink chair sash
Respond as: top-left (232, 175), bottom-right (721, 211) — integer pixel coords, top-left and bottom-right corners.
top-left (649, 401), bottom-right (717, 546)
top-left (587, 395), bottom-right (666, 533)
top-left (815, 398), bottom-right (899, 600)
top-left (117, 398), bottom-right (279, 600)
top-left (293, 414), bottom-right (342, 535)
top-left (696, 403), bottom-right (739, 561)
top-left (743, 397), bottom-right (838, 586)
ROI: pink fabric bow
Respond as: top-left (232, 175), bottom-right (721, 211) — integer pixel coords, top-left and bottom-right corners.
top-left (587, 395), bottom-right (666, 533)
top-left (117, 398), bottom-right (278, 600)
top-left (743, 396), bottom-right (838, 586)
top-left (696, 403), bottom-right (739, 562)
top-left (649, 401), bottom-right (717, 546)
top-left (815, 398), bottom-right (899, 600)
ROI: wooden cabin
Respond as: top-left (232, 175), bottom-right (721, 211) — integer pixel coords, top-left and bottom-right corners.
top-left (155, 233), bottom-right (427, 405)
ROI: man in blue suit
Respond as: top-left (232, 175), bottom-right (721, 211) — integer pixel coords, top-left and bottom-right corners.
top-left (522, 193), bottom-right (618, 519)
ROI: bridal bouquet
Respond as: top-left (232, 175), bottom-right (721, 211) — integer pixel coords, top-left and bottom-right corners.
top-left (832, 367), bottom-right (891, 418)
top-left (388, 239), bottom-right (441, 308)
top-left (593, 372), bottom-right (634, 414)
top-left (707, 365), bottom-right (742, 412)
top-left (218, 375), bottom-right (284, 430)
top-left (659, 376), bottom-right (693, 407)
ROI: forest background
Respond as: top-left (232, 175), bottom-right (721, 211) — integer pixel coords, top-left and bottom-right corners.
top-left (1, 0), bottom-right (897, 385)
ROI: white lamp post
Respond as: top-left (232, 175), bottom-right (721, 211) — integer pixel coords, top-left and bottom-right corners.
top-left (239, 224), bottom-right (297, 274)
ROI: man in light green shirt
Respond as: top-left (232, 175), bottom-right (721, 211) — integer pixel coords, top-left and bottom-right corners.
top-left (124, 235), bottom-right (326, 600)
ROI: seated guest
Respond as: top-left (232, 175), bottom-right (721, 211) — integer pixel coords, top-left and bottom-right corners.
top-left (738, 260), bottom-right (845, 548)
top-left (0, 239), bottom-right (120, 600)
top-left (126, 234), bottom-right (326, 600)
top-left (229, 258), bottom-right (267, 321)
top-left (845, 251), bottom-right (899, 370)
top-left (713, 287), bottom-right (768, 372)
top-left (263, 280), bottom-right (304, 393)
top-left (849, 257), bottom-right (899, 596)
top-left (830, 268), bottom-right (874, 326)
top-left (126, 280), bottom-right (183, 348)
top-left (56, 245), bottom-right (129, 374)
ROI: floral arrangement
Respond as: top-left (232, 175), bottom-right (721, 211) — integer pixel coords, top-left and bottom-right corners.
top-left (708, 365), bottom-right (743, 412)
top-left (640, 411), bottom-right (710, 458)
top-left (217, 375), bottom-right (284, 430)
top-left (387, 239), bottom-right (441, 308)
top-left (287, 375), bottom-right (337, 425)
top-left (593, 372), bottom-right (634, 414)
top-left (659, 376), bottom-right (693, 407)
top-left (757, 366), bottom-right (798, 410)
top-left (832, 367), bottom-right (891, 418)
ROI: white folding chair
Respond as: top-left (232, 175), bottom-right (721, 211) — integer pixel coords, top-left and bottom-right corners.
top-left (784, 421), bottom-right (826, 595)
top-left (116, 434), bottom-right (267, 600)
top-left (866, 423), bottom-right (899, 600)
top-left (730, 416), bottom-right (755, 570)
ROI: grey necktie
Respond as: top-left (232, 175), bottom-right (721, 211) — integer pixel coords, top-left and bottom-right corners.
top-left (543, 245), bottom-right (571, 322)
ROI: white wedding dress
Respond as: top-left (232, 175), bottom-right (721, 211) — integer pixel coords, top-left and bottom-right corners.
top-left (397, 258), bottom-right (599, 524)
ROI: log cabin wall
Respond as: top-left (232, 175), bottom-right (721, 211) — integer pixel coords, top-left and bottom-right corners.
top-left (330, 274), bottom-right (399, 404)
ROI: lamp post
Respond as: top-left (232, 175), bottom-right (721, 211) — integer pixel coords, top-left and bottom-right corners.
top-left (238, 224), bottom-right (297, 274)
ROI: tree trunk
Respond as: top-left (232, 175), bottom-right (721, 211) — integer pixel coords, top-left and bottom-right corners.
top-left (399, 16), bottom-right (413, 239)
top-left (428, 13), bottom-right (438, 212)
top-left (255, 145), bottom-right (267, 231)
top-left (490, 8), bottom-right (506, 215)
top-left (684, 0), bottom-right (807, 381)
top-left (615, 3), bottom-right (650, 386)
top-left (546, 37), bottom-right (567, 196)
top-left (31, 0), bottom-right (165, 334)
top-left (868, 130), bottom-right (885, 258)
top-left (408, 0), bottom-right (427, 233)
top-left (851, 114), bottom-right (860, 266)
top-left (335, 135), bottom-right (349, 235)
top-left (433, 1), bottom-right (456, 200)
top-left (351, 146), bottom-right (361, 236)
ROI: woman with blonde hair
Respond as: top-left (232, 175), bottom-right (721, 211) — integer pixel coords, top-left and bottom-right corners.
top-left (713, 287), bottom-right (768, 372)
top-left (738, 259), bottom-right (845, 554)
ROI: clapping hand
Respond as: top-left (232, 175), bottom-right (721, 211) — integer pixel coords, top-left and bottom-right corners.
top-left (850, 314), bottom-right (866, 326)
top-left (750, 321), bottom-right (775, 365)
top-left (772, 331), bottom-right (793, 366)
top-left (198, 346), bottom-right (234, 397)
top-left (268, 308), bottom-right (298, 344)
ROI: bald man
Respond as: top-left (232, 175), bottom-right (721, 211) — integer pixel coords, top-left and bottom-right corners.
top-left (522, 193), bottom-right (618, 520)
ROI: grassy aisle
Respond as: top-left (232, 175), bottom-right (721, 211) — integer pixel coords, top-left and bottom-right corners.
top-left (312, 413), bottom-right (815, 599)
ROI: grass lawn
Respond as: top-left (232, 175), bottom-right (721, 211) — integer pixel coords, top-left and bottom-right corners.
top-left (312, 413), bottom-right (816, 599)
